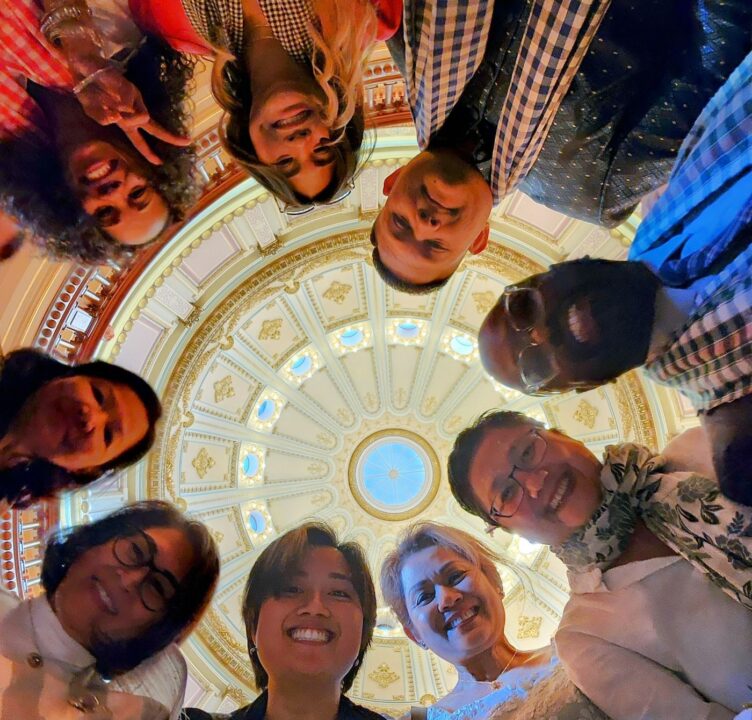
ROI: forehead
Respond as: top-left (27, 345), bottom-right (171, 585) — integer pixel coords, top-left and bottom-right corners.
top-left (296, 545), bottom-right (353, 579)
top-left (400, 545), bottom-right (467, 588)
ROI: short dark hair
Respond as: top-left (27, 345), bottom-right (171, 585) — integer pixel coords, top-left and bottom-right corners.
top-left (0, 348), bottom-right (161, 507)
top-left (241, 522), bottom-right (376, 692)
top-left (370, 224), bottom-right (450, 294)
top-left (42, 500), bottom-right (219, 676)
top-left (214, 58), bottom-right (369, 205)
top-left (448, 410), bottom-right (545, 519)
top-left (0, 35), bottom-right (200, 263)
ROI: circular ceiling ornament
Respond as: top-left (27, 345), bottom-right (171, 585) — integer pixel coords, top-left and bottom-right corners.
top-left (349, 429), bottom-right (440, 521)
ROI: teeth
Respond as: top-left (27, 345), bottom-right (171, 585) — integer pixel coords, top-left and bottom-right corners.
top-left (290, 628), bottom-right (331, 643)
top-left (567, 305), bottom-right (588, 344)
top-left (95, 580), bottom-right (116, 613)
top-left (447, 607), bottom-right (478, 630)
top-left (86, 161), bottom-right (112, 180)
top-left (548, 477), bottom-right (570, 512)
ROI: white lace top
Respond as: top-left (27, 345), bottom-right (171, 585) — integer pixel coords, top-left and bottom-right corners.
top-left (426, 655), bottom-right (608, 720)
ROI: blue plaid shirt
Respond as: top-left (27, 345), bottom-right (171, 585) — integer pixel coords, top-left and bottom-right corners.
top-left (629, 51), bottom-right (752, 287)
top-left (401, 0), bottom-right (610, 204)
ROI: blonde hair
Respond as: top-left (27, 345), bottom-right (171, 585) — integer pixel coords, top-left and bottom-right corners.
top-left (210, 0), bottom-right (378, 203)
top-left (380, 523), bottom-right (504, 629)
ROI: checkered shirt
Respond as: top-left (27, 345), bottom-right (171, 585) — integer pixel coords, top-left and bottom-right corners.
top-left (0, 0), bottom-right (73, 142)
top-left (629, 51), bottom-right (752, 286)
top-left (644, 242), bottom-right (752, 412)
top-left (181, 0), bottom-right (313, 61)
top-left (402, 0), bottom-right (610, 204)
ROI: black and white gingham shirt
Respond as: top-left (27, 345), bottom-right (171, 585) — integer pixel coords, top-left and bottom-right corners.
top-left (402, 0), bottom-right (610, 204)
top-left (181, 0), bottom-right (313, 61)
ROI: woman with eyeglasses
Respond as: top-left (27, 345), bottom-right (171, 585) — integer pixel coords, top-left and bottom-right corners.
top-left (380, 522), bottom-right (608, 720)
top-left (0, 500), bottom-right (219, 719)
top-left (448, 410), bottom-right (752, 719)
top-left (123, 0), bottom-right (385, 211)
top-left (0, 348), bottom-right (161, 510)
top-left (183, 522), bottom-right (382, 720)
top-left (0, 0), bottom-right (200, 263)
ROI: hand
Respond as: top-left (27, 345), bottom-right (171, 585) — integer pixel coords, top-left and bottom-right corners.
top-left (75, 66), bottom-right (191, 164)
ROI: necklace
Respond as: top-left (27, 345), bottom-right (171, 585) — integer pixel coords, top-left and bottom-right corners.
top-left (455, 647), bottom-right (520, 690)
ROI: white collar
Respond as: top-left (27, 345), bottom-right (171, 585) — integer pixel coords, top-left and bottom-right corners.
top-left (29, 594), bottom-right (96, 670)
top-left (568, 556), bottom-right (683, 594)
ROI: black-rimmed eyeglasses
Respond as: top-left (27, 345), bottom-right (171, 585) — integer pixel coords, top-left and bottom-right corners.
top-left (486, 430), bottom-right (548, 524)
top-left (112, 527), bottom-right (180, 613)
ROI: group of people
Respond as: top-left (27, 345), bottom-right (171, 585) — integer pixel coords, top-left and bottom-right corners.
top-left (1, 0), bottom-right (752, 718)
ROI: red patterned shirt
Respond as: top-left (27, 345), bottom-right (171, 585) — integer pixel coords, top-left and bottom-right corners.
top-left (0, 0), bottom-right (73, 142)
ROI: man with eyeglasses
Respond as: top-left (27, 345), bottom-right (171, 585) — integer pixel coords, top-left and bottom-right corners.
top-left (478, 52), bottom-right (752, 505)
top-left (447, 409), bottom-right (752, 720)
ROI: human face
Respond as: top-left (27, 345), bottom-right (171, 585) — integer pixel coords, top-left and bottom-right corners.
top-left (479, 259), bottom-right (658, 392)
top-left (468, 425), bottom-right (603, 545)
top-left (52, 526), bottom-right (194, 649)
top-left (13, 375), bottom-right (149, 472)
top-left (249, 90), bottom-right (336, 199)
top-left (251, 546), bottom-right (363, 688)
top-left (400, 545), bottom-right (504, 666)
top-left (67, 141), bottom-right (169, 246)
top-left (374, 151), bottom-right (492, 285)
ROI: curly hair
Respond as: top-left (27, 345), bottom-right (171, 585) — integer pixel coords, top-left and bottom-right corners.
top-left (211, 0), bottom-right (377, 205)
top-left (0, 34), bottom-right (201, 264)
top-left (42, 500), bottom-right (219, 676)
top-left (0, 348), bottom-right (161, 508)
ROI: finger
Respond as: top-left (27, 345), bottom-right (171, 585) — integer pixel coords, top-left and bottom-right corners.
top-left (124, 128), bottom-right (163, 165)
top-left (143, 120), bottom-right (192, 147)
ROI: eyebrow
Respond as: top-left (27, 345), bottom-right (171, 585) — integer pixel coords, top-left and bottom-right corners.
top-left (408, 561), bottom-right (458, 595)
top-left (99, 208), bottom-right (122, 228)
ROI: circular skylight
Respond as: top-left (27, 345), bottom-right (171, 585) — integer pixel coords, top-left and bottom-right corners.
top-left (257, 399), bottom-right (276, 421)
top-left (450, 335), bottom-right (474, 355)
top-left (340, 328), bottom-right (364, 346)
top-left (348, 430), bottom-right (440, 521)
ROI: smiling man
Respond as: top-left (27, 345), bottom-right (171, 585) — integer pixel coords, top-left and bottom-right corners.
top-left (448, 410), bottom-right (752, 720)
top-left (372, 0), bottom-right (752, 293)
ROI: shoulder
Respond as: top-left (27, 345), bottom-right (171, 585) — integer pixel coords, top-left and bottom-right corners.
top-left (341, 695), bottom-right (390, 719)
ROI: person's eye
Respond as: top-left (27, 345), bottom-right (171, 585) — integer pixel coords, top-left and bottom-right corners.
top-left (426, 240), bottom-right (446, 252)
top-left (500, 483), bottom-right (517, 503)
top-left (415, 590), bottom-right (433, 606)
top-left (331, 588), bottom-right (353, 599)
top-left (129, 185), bottom-right (148, 201)
top-left (520, 441), bottom-right (536, 463)
top-left (129, 541), bottom-right (145, 562)
top-left (448, 571), bottom-right (467, 586)
top-left (92, 384), bottom-right (105, 407)
top-left (94, 206), bottom-right (117, 224)
top-left (280, 585), bottom-right (302, 595)
top-left (393, 213), bottom-right (409, 230)
top-left (274, 157), bottom-right (294, 169)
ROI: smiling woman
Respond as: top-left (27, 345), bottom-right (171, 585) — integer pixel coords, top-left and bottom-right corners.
top-left (0, 348), bottom-right (161, 508)
top-left (0, 501), bottom-right (219, 719)
top-left (184, 522), bottom-right (382, 720)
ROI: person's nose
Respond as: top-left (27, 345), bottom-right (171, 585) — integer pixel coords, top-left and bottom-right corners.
top-left (81, 402), bottom-right (108, 434)
top-left (416, 205), bottom-right (441, 228)
top-left (515, 468), bottom-right (549, 499)
top-left (296, 590), bottom-right (332, 617)
top-left (436, 585), bottom-right (461, 612)
top-left (116, 564), bottom-right (150, 592)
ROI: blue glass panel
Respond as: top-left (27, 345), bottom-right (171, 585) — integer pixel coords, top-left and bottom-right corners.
top-left (340, 328), bottom-right (364, 346)
top-left (396, 322), bottom-right (419, 339)
top-left (242, 454), bottom-right (259, 476)
top-left (362, 441), bottom-right (425, 506)
top-left (450, 335), bottom-right (474, 355)
top-left (248, 510), bottom-right (266, 533)
top-left (257, 399), bottom-right (275, 421)
top-left (291, 356), bottom-right (313, 375)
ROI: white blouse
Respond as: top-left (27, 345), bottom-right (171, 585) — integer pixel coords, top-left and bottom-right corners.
top-left (0, 589), bottom-right (187, 719)
top-left (556, 557), bottom-right (752, 720)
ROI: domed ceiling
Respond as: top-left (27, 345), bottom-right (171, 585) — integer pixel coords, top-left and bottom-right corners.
top-left (0, 51), bottom-right (701, 719)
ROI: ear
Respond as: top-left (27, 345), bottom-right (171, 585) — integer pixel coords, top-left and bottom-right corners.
top-left (382, 167), bottom-right (403, 197)
top-left (469, 224), bottom-right (490, 255)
